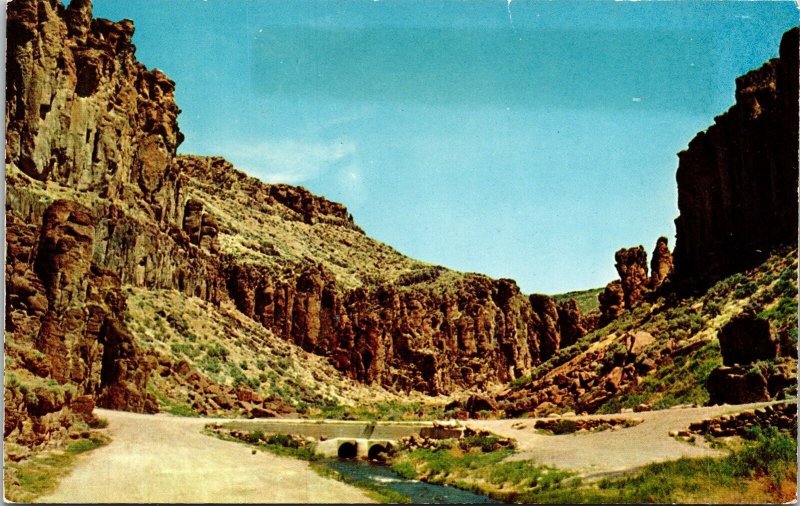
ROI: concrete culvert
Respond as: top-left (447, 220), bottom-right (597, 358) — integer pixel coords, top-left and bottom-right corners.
top-left (337, 442), bottom-right (357, 459)
top-left (368, 444), bottom-right (387, 462)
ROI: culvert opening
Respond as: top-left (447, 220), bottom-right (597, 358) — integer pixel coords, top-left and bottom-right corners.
top-left (368, 444), bottom-right (387, 461)
top-left (337, 442), bottom-right (357, 459)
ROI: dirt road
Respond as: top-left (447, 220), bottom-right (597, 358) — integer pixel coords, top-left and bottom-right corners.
top-left (38, 409), bottom-right (373, 503)
top-left (466, 401), bottom-right (790, 479)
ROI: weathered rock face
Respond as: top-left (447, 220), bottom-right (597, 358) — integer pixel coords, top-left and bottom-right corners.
top-left (599, 238), bottom-right (674, 324)
top-left (6, 0), bottom-right (183, 224)
top-left (175, 155), bottom-right (357, 229)
top-left (529, 294), bottom-right (585, 359)
top-left (649, 236), bottom-right (673, 289)
top-left (5, 200), bottom-right (158, 446)
top-left (598, 280), bottom-right (625, 326)
top-left (614, 246), bottom-right (649, 308)
top-left (717, 312), bottom-right (779, 366)
top-left (226, 264), bottom-right (585, 393)
top-left (672, 27), bottom-right (800, 288)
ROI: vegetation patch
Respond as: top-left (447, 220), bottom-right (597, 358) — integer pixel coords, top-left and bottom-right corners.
top-left (553, 287), bottom-right (604, 315)
top-left (307, 399), bottom-right (446, 421)
top-left (391, 445), bottom-right (576, 502)
top-left (392, 424), bottom-right (796, 504)
top-left (4, 436), bottom-right (109, 503)
top-left (597, 341), bottom-right (722, 413)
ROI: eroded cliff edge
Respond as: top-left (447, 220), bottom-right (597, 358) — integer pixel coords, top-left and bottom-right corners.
top-left (672, 27), bottom-right (799, 289)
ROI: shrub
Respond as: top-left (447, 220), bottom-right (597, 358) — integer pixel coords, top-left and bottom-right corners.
top-left (460, 435), bottom-right (502, 452)
top-left (733, 281), bottom-right (758, 299)
top-left (733, 426), bottom-right (797, 486)
top-left (266, 433), bottom-right (301, 448)
top-left (206, 344), bottom-right (230, 361)
top-left (703, 300), bottom-right (722, 317)
top-left (545, 419), bottom-right (579, 435)
top-left (200, 356), bottom-right (221, 374)
top-left (773, 268), bottom-right (798, 298)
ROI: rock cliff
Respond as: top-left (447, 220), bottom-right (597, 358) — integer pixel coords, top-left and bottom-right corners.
top-left (4, 0), bottom-right (590, 443)
top-left (672, 27), bottom-right (799, 288)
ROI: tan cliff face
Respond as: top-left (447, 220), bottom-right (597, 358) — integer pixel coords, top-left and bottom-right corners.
top-left (4, 0), bottom-right (590, 444)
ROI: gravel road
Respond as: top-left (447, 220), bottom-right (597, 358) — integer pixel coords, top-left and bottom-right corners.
top-left (38, 409), bottom-right (373, 503)
top-left (465, 401), bottom-right (789, 479)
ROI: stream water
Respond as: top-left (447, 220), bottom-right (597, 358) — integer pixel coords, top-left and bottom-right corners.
top-left (323, 460), bottom-right (500, 504)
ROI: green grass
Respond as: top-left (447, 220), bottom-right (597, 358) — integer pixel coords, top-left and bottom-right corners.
top-left (391, 426), bottom-right (796, 504)
top-left (4, 437), bottom-right (108, 503)
top-left (597, 341), bottom-right (722, 414)
top-left (552, 287), bottom-right (604, 315)
top-left (150, 387), bottom-right (200, 417)
top-left (308, 399), bottom-right (445, 421)
top-left (391, 446), bottom-right (575, 502)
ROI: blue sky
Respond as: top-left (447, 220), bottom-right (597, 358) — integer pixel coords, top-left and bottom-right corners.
top-left (94, 0), bottom-right (798, 294)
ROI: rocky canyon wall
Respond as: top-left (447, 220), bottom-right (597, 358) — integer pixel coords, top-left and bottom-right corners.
top-left (672, 28), bottom-right (799, 289)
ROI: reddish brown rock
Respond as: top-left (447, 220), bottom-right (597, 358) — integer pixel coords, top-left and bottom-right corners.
top-left (598, 280), bottom-right (625, 326)
top-left (707, 365), bottom-right (770, 405)
top-left (649, 237), bottom-right (673, 289)
top-left (672, 28), bottom-right (799, 288)
top-left (615, 246), bottom-right (649, 308)
top-left (717, 312), bottom-right (779, 366)
top-left (6, 0), bottom-right (183, 222)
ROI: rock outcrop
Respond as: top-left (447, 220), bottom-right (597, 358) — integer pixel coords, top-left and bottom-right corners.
top-left (5, 200), bottom-right (159, 446)
top-left (6, 0), bottom-right (184, 225)
top-left (706, 311), bottom-right (786, 405)
top-left (717, 312), bottom-right (779, 366)
top-left (225, 264), bottom-right (585, 393)
top-left (672, 27), bottom-right (800, 288)
top-left (686, 403), bottom-right (796, 439)
top-left (614, 246), bottom-right (650, 308)
top-left (598, 280), bottom-right (625, 325)
top-left (599, 238), bottom-right (674, 324)
top-left (7, 200), bottom-right (157, 413)
top-left (649, 237), bottom-right (673, 289)
top-left (706, 365), bottom-right (771, 405)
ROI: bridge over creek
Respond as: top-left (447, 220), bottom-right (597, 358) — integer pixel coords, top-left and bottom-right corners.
top-left (219, 419), bottom-right (450, 459)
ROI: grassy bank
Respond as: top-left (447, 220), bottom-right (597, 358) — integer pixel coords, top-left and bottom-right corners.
top-left (391, 426), bottom-right (796, 503)
top-left (4, 435), bottom-right (109, 503)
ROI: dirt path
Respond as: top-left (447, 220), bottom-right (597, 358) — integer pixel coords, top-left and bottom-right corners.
top-left (38, 409), bottom-right (373, 503)
top-left (466, 401), bottom-right (791, 479)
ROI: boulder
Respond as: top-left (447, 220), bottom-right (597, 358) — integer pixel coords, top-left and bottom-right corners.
top-left (465, 394), bottom-right (498, 415)
top-left (707, 365), bottom-right (770, 405)
top-left (717, 312), bottom-right (778, 366)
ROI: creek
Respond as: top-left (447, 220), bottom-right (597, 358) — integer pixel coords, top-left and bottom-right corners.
top-left (322, 459), bottom-right (500, 504)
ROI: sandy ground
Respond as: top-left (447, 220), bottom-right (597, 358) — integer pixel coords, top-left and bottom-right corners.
top-left (465, 400), bottom-right (791, 479)
top-left (38, 409), bottom-right (373, 504)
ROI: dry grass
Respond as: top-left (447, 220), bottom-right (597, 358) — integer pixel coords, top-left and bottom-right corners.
top-left (4, 435), bottom-right (109, 503)
top-left (123, 286), bottom-right (442, 416)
